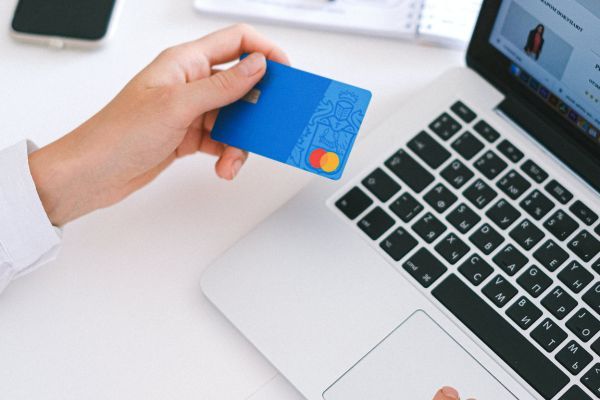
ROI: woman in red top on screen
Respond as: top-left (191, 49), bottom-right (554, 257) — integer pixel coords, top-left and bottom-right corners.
top-left (524, 24), bottom-right (545, 60)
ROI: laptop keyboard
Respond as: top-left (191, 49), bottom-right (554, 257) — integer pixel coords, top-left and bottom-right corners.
top-left (333, 101), bottom-right (600, 400)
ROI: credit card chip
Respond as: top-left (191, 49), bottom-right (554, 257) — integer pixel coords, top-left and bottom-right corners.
top-left (242, 89), bottom-right (261, 104)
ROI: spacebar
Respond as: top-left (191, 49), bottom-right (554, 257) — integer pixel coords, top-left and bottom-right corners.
top-left (432, 274), bottom-right (569, 400)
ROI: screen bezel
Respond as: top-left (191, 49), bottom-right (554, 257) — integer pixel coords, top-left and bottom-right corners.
top-left (466, 0), bottom-right (600, 191)
top-left (11, 0), bottom-right (117, 41)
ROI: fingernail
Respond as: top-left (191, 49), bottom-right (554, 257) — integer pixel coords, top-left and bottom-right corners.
top-left (231, 159), bottom-right (244, 179)
top-left (441, 386), bottom-right (459, 400)
top-left (238, 53), bottom-right (266, 77)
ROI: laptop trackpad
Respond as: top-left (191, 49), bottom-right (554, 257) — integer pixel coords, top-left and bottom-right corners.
top-left (323, 310), bottom-right (516, 400)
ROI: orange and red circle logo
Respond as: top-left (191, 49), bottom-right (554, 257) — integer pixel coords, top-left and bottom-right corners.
top-left (309, 148), bottom-right (340, 173)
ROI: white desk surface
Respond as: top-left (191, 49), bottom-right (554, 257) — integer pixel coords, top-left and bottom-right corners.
top-left (0, 0), bottom-right (463, 398)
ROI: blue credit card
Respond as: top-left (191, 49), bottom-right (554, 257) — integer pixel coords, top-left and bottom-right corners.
top-left (211, 58), bottom-right (372, 180)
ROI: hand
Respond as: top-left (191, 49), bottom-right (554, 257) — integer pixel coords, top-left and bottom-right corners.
top-left (28, 24), bottom-right (289, 226)
top-left (433, 386), bottom-right (475, 400)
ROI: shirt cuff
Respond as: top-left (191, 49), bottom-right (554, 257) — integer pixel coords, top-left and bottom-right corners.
top-left (0, 141), bottom-right (62, 290)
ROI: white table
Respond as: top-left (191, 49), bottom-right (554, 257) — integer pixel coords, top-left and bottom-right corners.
top-left (0, 1), bottom-right (463, 398)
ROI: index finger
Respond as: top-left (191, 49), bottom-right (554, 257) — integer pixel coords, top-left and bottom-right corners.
top-left (433, 387), bottom-right (460, 400)
top-left (181, 24), bottom-right (290, 66)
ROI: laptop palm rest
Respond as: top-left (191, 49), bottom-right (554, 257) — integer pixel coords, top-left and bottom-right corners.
top-left (323, 310), bottom-right (517, 400)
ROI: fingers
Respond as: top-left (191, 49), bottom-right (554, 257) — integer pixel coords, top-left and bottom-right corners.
top-left (176, 117), bottom-right (204, 157)
top-left (179, 52), bottom-right (266, 119)
top-left (147, 24), bottom-right (283, 177)
top-left (177, 109), bottom-right (248, 180)
top-left (180, 23), bottom-right (290, 67)
top-left (151, 24), bottom-right (289, 84)
top-left (202, 109), bottom-right (219, 132)
top-left (197, 111), bottom-right (225, 156)
top-left (215, 146), bottom-right (248, 180)
top-left (145, 24), bottom-right (288, 87)
top-left (198, 133), bottom-right (225, 157)
top-left (433, 387), bottom-right (460, 400)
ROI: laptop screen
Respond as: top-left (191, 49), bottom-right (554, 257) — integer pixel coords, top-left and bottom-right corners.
top-left (489, 0), bottom-right (600, 147)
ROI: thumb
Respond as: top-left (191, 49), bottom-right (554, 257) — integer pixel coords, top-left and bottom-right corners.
top-left (182, 52), bottom-right (266, 116)
top-left (433, 387), bottom-right (460, 400)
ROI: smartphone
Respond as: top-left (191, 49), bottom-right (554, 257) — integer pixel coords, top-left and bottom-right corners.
top-left (10, 0), bottom-right (120, 49)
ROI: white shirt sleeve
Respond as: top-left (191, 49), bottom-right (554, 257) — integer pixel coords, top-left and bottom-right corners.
top-left (0, 140), bottom-right (62, 293)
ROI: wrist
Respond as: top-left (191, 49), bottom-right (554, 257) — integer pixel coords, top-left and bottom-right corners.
top-left (28, 132), bottom-right (96, 226)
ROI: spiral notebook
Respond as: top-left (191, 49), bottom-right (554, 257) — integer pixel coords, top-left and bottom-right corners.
top-left (193, 0), bottom-right (482, 48)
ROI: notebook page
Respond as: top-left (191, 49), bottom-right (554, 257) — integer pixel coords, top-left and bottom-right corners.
top-left (417, 0), bottom-right (483, 47)
top-left (194, 0), bottom-right (422, 39)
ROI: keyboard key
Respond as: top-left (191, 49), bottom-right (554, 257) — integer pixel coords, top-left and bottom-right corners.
top-left (510, 219), bottom-right (545, 250)
top-left (463, 179), bottom-right (497, 209)
top-left (335, 187), bottom-right (373, 219)
top-left (531, 318), bottom-right (568, 352)
top-left (470, 223), bottom-right (504, 255)
top-left (596, 224), bottom-right (600, 236)
top-left (486, 199), bottom-right (521, 230)
top-left (429, 112), bottom-right (461, 140)
top-left (566, 309), bottom-right (600, 343)
top-left (593, 337), bottom-right (600, 356)
top-left (518, 266), bottom-right (552, 298)
top-left (507, 296), bottom-right (542, 329)
top-left (402, 248), bottom-right (447, 288)
top-left (458, 254), bottom-right (493, 286)
top-left (450, 101), bottom-right (477, 123)
top-left (497, 170), bottom-right (531, 200)
top-left (433, 275), bottom-right (569, 400)
top-left (556, 340), bottom-right (593, 375)
top-left (521, 160), bottom-right (548, 184)
top-left (569, 230), bottom-right (600, 262)
top-left (520, 190), bottom-right (555, 221)
top-left (545, 210), bottom-right (579, 241)
top-left (571, 201), bottom-right (599, 226)
top-left (542, 286), bottom-right (578, 320)
top-left (385, 149), bottom-right (434, 193)
top-left (412, 212), bottom-right (446, 243)
top-left (558, 385), bottom-right (592, 400)
top-left (534, 240), bottom-right (569, 272)
top-left (594, 257), bottom-right (600, 275)
top-left (441, 159), bottom-right (474, 189)
top-left (380, 227), bottom-right (418, 262)
top-left (424, 183), bottom-right (457, 213)
top-left (446, 203), bottom-right (480, 234)
top-left (545, 180), bottom-right (573, 205)
top-left (474, 150), bottom-right (507, 180)
top-left (362, 168), bottom-right (401, 202)
top-left (581, 365), bottom-right (600, 398)
top-left (483, 274), bottom-right (518, 307)
top-left (473, 120), bottom-right (500, 143)
top-left (451, 131), bottom-right (484, 160)
top-left (407, 131), bottom-right (451, 169)
top-left (389, 192), bottom-right (423, 222)
top-left (497, 139), bottom-right (524, 163)
top-left (493, 244), bottom-right (528, 276)
top-left (583, 283), bottom-right (600, 316)
top-left (435, 233), bottom-right (470, 265)
top-left (558, 261), bottom-right (594, 294)
top-left (358, 207), bottom-right (395, 240)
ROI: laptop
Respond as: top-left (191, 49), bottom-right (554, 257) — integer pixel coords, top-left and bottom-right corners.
top-left (202, 1), bottom-right (600, 399)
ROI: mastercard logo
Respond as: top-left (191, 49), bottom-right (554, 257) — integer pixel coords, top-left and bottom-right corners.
top-left (309, 148), bottom-right (340, 173)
